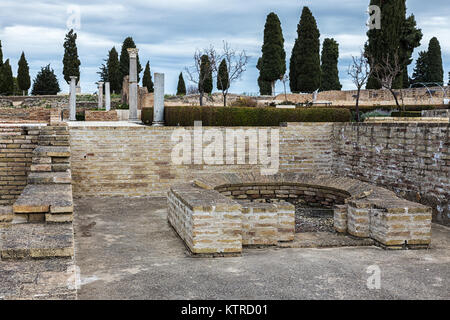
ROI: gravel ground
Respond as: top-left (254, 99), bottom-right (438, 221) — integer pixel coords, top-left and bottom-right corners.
top-left (295, 205), bottom-right (335, 233)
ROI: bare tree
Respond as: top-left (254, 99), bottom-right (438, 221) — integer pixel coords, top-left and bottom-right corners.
top-left (186, 85), bottom-right (199, 95)
top-left (185, 46), bottom-right (219, 106)
top-left (369, 52), bottom-right (403, 109)
top-left (216, 41), bottom-right (249, 106)
top-left (348, 52), bottom-right (372, 122)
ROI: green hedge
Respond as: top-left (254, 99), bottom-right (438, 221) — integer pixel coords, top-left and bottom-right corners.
top-left (141, 106), bottom-right (351, 126)
top-left (391, 111), bottom-right (422, 117)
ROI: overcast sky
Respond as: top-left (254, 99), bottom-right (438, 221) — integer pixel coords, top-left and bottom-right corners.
top-left (0, 0), bottom-right (449, 95)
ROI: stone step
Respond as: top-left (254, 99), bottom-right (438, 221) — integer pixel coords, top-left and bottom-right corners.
top-left (27, 170), bottom-right (72, 185)
top-left (13, 184), bottom-right (73, 215)
top-left (33, 146), bottom-right (70, 158)
top-left (31, 163), bottom-right (71, 173)
top-left (37, 140), bottom-right (70, 147)
top-left (0, 223), bottom-right (74, 260)
top-left (39, 126), bottom-right (69, 134)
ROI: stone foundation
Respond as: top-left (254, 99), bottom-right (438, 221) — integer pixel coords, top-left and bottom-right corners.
top-left (85, 110), bottom-right (119, 122)
top-left (168, 173), bottom-right (432, 255)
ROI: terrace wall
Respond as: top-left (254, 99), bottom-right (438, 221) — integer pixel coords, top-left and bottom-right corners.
top-left (69, 123), bottom-right (334, 197)
top-left (332, 122), bottom-right (450, 225)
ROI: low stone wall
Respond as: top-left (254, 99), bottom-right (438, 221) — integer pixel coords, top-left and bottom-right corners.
top-left (422, 109), bottom-right (450, 118)
top-left (365, 117), bottom-right (449, 123)
top-left (0, 107), bottom-right (52, 123)
top-left (333, 122), bottom-right (450, 225)
top-left (0, 125), bottom-right (42, 206)
top-left (168, 185), bottom-right (242, 255)
top-left (85, 111), bottom-right (118, 122)
top-left (0, 96), bottom-right (68, 108)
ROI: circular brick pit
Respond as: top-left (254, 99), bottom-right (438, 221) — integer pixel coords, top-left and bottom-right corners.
top-left (168, 173), bottom-right (433, 256)
top-left (215, 184), bottom-right (349, 208)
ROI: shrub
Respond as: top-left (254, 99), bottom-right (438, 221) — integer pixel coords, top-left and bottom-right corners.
top-left (141, 106), bottom-right (351, 126)
top-left (391, 111), bottom-right (422, 117)
top-left (230, 97), bottom-right (258, 108)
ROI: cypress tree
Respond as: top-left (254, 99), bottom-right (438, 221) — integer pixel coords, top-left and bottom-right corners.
top-left (366, 0), bottom-right (421, 89)
top-left (98, 63), bottom-right (108, 83)
top-left (259, 12), bottom-right (286, 95)
top-left (119, 37), bottom-right (143, 85)
top-left (0, 59), bottom-right (14, 96)
top-left (217, 59), bottom-right (231, 106)
top-left (13, 78), bottom-right (22, 96)
top-left (257, 58), bottom-right (272, 95)
top-left (107, 47), bottom-right (121, 94)
top-left (62, 29), bottom-right (81, 84)
top-left (0, 40), bottom-right (3, 66)
top-left (399, 15), bottom-right (422, 88)
top-left (217, 59), bottom-right (229, 92)
top-left (290, 7), bottom-right (321, 93)
top-left (177, 72), bottom-right (186, 96)
top-left (142, 61), bottom-right (154, 93)
top-left (32, 65), bottom-right (61, 96)
top-left (320, 38), bottom-right (341, 91)
top-left (412, 51), bottom-right (428, 84)
top-left (426, 37), bottom-right (444, 85)
top-left (17, 52), bottom-right (31, 95)
top-left (199, 55), bottom-right (213, 95)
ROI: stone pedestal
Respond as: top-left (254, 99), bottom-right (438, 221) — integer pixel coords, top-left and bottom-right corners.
top-left (105, 82), bottom-right (111, 111)
top-left (69, 76), bottom-right (77, 121)
top-left (153, 73), bottom-right (165, 126)
top-left (127, 48), bottom-right (139, 122)
top-left (97, 82), bottom-right (104, 110)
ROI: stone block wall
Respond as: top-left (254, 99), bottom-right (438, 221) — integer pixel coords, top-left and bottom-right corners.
top-left (69, 123), bottom-right (334, 197)
top-left (333, 123), bottom-right (450, 225)
top-left (168, 185), bottom-right (242, 255)
top-left (85, 111), bottom-right (119, 122)
top-left (0, 107), bottom-right (51, 123)
top-left (422, 109), bottom-right (450, 118)
top-left (0, 125), bottom-right (42, 206)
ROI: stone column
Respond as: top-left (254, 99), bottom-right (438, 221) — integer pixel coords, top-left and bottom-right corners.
top-left (153, 73), bottom-right (165, 126)
top-left (69, 76), bottom-right (77, 121)
top-left (105, 82), bottom-right (111, 111)
top-left (127, 48), bottom-right (139, 121)
top-left (97, 82), bottom-right (104, 110)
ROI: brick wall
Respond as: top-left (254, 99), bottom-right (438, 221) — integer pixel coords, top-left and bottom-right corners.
top-left (0, 125), bottom-right (42, 206)
top-left (85, 111), bottom-right (118, 122)
top-left (69, 122), bottom-right (449, 226)
top-left (332, 123), bottom-right (450, 225)
top-left (0, 107), bottom-right (51, 123)
top-left (69, 123), bottom-right (334, 198)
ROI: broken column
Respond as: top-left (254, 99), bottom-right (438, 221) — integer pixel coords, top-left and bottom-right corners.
top-left (97, 82), bottom-right (104, 110)
top-left (127, 48), bottom-right (139, 121)
top-left (153, 73), bottom-right (165, 126)
top-left (69, 76), bottom-right (77, 121)
top-left (105, 82), bottom-right (111, 111)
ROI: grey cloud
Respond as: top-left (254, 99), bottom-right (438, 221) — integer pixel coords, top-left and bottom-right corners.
top-left (0, 0), bottom-right (448, 94)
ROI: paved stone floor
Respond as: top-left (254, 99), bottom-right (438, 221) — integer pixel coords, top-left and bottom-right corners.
top-left (74, 197), bottom-right (450, 300)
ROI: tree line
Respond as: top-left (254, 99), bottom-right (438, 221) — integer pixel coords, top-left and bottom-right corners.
top-left (1, 1), bottom-right (448, 98)
top-left (257, 2), bottom-right (447, 96)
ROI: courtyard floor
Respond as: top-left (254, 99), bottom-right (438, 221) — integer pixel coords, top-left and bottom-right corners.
top-left (73, 197), bottom-right (450, 300)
